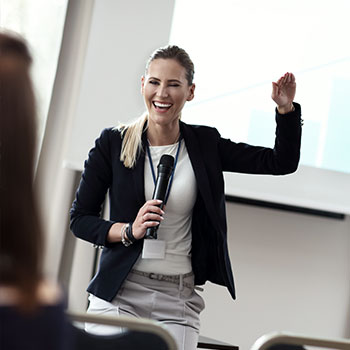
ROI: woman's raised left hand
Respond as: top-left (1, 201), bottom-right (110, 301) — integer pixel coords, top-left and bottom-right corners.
top-left (271, 72), bottom-right (296, 114)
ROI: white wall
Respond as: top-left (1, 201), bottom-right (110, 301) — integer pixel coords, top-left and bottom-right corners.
top-left (200, 202), bottom-right (350, 349)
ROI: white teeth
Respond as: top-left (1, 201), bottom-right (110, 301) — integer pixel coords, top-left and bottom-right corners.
top-left (154, 102), bottom-right (172, 108)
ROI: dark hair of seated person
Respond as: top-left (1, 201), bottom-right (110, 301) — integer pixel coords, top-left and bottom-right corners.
top-left (0, 30), bottom-right (46, 313)
top-left (0, 30), bottom-right (72, 350)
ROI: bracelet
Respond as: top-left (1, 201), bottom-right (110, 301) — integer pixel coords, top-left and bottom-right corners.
top-left (125, 222), bottom-right (137, 243)
top-left (121, 224), bottom-right (132, 247)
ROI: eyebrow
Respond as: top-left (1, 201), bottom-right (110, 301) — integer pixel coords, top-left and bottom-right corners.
top-left (148, 77), bottom-right (183, 84)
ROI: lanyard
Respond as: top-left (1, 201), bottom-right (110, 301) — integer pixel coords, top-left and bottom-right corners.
top-left (146, 137), bottom-right (182, 206)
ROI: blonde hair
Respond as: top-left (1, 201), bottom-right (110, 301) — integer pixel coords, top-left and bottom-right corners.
top-left (119, 45), bottom-right (194, 168)
top-left (118, 113), bottom-right (148, 168)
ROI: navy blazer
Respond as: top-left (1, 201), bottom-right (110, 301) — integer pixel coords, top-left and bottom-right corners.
top-left (70, 103), bottom-right (302, 302)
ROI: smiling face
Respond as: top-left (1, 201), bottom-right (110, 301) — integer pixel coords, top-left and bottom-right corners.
top-left (141, 58), bottom-right (195, 132)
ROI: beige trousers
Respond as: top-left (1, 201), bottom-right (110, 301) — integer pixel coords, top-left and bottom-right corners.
top-left (85, 270), bottom-right (205, 350)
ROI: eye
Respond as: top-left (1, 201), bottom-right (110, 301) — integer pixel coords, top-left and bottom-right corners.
top-left (169, 83), bottom-right (180, 87)
top-left (149, 80), bottom-right (159, 85)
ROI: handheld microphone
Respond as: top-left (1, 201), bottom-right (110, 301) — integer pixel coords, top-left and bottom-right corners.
top-left (145, 154), bottom-right (174, 239)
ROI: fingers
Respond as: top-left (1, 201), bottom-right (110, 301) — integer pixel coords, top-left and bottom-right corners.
top-left (275, 72), bottom-right (295, 87)
top-left (285, 72), bottom-right (293, 84)
top-left (271, 82), bottom-right (279, 99)
top-left (272, 72), bottom-right (296, 110)
top-left (141, 199), bottom-right (164, 216)
top-left (141, 211), bottom-right (164, 224)
top-left (278, 73), bottom-right (287, 86)
top-left (289, 72), bottom-right (296, 83)
top-left (140, 200), bottom-right (164, 224)
top-left (276, 76), bottom-right (283, 86)
top-left (132, 199), bottom-right (165, 239)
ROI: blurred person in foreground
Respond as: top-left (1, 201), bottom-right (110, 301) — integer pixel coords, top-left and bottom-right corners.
top-left (0, 31), bottom-right (70, 350)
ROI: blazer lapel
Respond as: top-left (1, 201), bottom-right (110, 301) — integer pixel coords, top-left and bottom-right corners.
top-left (131, 131), bottom-right (147, 207)
top-left (180, 122), bottom-right (219, 228)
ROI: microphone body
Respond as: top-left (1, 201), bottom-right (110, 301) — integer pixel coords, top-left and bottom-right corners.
top-left (145, 154), bottom-right (174, 239)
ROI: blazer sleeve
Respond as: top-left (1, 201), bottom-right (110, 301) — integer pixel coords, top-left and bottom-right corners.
top-left (70, 128), bottom-right (116, 247)
top-left (218, 102), bottom-right (302, 174)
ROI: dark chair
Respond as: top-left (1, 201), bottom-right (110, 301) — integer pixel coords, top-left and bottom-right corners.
top-left (251, 331), bottom-right (350, 350)
top-left (197, 334), bottom-right (239, 349)
top-left (68, 312), bottom-right (177, 350)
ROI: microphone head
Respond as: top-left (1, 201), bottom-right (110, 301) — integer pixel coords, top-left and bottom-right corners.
top-left (159, 154), bottom-right (174, 167)
top-left (157, 154), bottom-right (174, 174)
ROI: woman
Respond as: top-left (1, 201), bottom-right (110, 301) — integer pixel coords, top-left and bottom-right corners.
top-left (70, 45), bottom-right (302, 349)
top-left (0, 31), bottom-right (70, 350)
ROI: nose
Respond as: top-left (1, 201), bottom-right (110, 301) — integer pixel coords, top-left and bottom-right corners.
top-left (156, 84), bottom-right (168, 98)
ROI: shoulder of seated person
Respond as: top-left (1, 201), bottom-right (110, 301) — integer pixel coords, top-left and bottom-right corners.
top-left (37, 280), bottom-right (63, 305)
top-left (0, 280), bottom-right (62, 306)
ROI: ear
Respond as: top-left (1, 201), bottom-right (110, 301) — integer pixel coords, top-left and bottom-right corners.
top-left (141, 76), bottom-right (145, 95)
top-left (187, 83), bottom-right (195, 101)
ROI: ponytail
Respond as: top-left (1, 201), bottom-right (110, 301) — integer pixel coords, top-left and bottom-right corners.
top-left (118, 113), bottom-right (148, 168)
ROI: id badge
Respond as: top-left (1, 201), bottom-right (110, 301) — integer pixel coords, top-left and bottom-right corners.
top-left (142, 239), bottom-right (166, 259)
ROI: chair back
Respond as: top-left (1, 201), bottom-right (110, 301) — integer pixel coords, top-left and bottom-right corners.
top-left (68, 311), bottom-right (177, 350)
top-left (251, 331), bottom-right (350, 350)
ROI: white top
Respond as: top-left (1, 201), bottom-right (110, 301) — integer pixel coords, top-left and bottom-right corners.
top-left (133, 140), bottom-right (197, 275)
